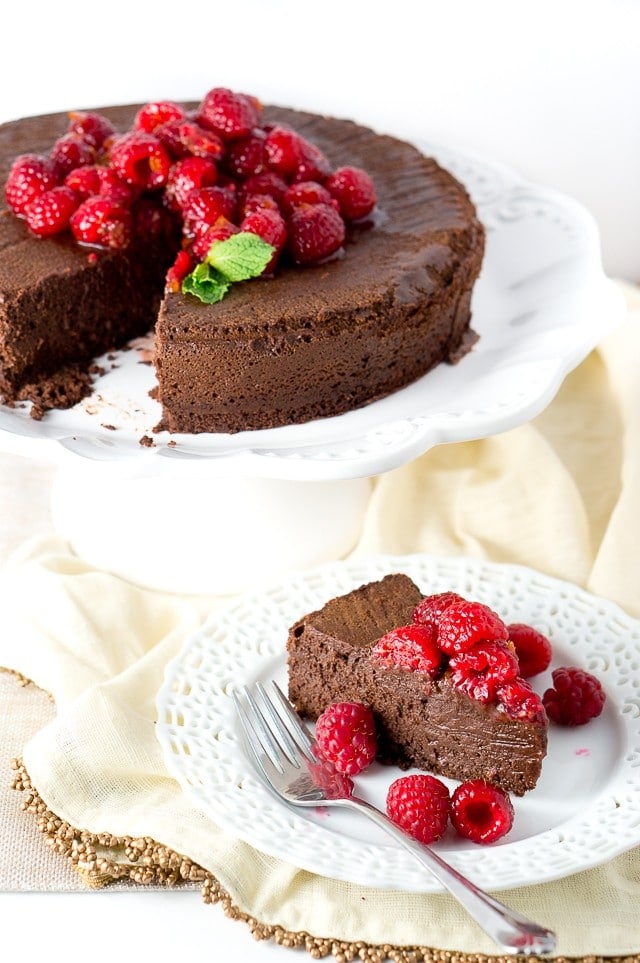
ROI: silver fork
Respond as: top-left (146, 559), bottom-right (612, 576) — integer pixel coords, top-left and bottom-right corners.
top-left (234, 681), bottom-right (556, 957)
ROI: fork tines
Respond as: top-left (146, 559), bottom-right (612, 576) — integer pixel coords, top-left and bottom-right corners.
top-left (234, 681), bottom-right (318, 774)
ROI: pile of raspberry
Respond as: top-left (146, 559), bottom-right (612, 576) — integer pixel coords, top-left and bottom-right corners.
top-left (372, 592), bottom-right (550, 724)
top-left (3, 86), bottom-right (377, 286)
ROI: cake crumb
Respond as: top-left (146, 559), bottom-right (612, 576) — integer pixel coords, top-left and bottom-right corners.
top-left (101, 423), bottom-right (117, 431)
top-left (139, 434), bottom-right (155, 447)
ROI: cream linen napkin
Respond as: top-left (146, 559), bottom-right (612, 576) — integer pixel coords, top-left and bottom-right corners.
top-left (1, 281), bottom-right (639, 957)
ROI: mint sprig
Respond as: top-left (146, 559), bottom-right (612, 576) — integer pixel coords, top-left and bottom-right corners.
top-left (182, 232), bottom-right (275, 303)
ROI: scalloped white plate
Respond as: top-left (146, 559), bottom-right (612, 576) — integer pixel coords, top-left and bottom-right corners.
top-left (156, 554), bottom-right (640, 892)
top-left (0, 144), bottom-right (625, 480)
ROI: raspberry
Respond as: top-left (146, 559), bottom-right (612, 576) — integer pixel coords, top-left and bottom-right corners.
top-left (165, 250), bottom-right (194, 292)
top-left (386, 775), bottom-right (450, 844)
top-left (110, 131), bottom-right (172, 190)
top-left (542, 667), bottom-right (606, 726)
top-left (64, 164), bottom-right (102, 199)
top-left (24, 186), bottom-right (79, 237)
top-left (287, 203), bottom-right (345, 265)
top-left (264, 125), bottom-right (303, 178)
top-left (164, 157), bottom-right (219, 212)
top-left (95, 167), bottom-right (137, 205)
top-left (67, 110), bottom-right (115, 149)
top-left (294, 137), bottom-right (332, 183)
top-left (4, 154), bottom-right (58, 216)
top-left (154, 119), bottom-right (187, 158)
top-left (182, 187), bottom-right (236, 240)
top-left (174, 121), bottom-right (225, 161)
top-left (225, 131), bottom-right (268, 179)
top-left (412, 592), bottom-right (466, 631)
top-left (191, 217), bottom-right (240, 261)
top-left (49, 133), bottom-right (95, 179)
top-left (281, 180), bottom-right (337, 216)
top-left (437, 601), bottom-right (508, 656)
top-left (134, 100), bottom-right (186, 134)
top-left (449, 641), bottom-right (519, 704)
top-left (497, 678), bottom-right (547, 725)
top-left (241, 208), bottom-right (287, 272)
top-left (314, 702), bottom-right (377, 775)
top-left (451, 780), bottom-right (514, 844)
top-left (70, 196), bottom-right (132, 250)
top-left (196, 87), bottom-right (261, 141)
top-left (309, 758), bottom-right (354, 800)
top-left (238, 193), bottom-right (281, 220)
top-left (507, 623), bottom-right (552, 678)
top-left (326, 166), bottom-right (377, 220)
top-left (241, 171), bottom-right (289, 204)
top-left (372, 623), bottom-right (442, 677)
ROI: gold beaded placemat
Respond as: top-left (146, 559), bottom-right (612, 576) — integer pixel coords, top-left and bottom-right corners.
top-left (3, 670), bottom-right (639, 963)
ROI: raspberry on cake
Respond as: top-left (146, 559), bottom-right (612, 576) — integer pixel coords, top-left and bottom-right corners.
top-left (0, 87), bottom-right (484, 432)
top-left (286, 574), bottom-right (548, 796)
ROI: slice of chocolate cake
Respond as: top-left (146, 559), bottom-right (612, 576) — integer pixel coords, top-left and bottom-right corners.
top-left (287, 574), bottom-right (548, 796)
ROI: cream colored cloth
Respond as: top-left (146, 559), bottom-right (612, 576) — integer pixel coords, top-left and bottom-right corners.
top-left (1, 282), bottom-right (639, 956)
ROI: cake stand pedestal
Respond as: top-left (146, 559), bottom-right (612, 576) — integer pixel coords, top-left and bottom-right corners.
top-left (50, 464), bottom-right (371, 596)
top-left (0, 143), bottom-right (626, 596)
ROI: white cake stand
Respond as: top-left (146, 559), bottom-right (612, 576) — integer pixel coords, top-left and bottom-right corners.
top-left (0, 145), bottom-right (625, 594)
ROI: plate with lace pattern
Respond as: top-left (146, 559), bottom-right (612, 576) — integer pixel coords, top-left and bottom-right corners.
top-left (156, 554), bottom-right (640, 892)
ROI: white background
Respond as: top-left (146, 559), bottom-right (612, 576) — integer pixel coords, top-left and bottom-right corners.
top-left (1, 1), bottom-right (639, 960)
top-left (1, 0), bottom-right (639, 280)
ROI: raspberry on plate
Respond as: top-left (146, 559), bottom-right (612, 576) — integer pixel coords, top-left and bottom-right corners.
top-left (314, 701), bottom-right (377, 775)
top-left (507, 622), bottom-right (553, 678)
top-left (386, 774), bottom-right (450, 844)
top-left (542, 666), bottom-right (606, 726)
top-left (450, 779), bottom-right (514, 844)
top-left (372, 623), bottom-right (442, 677)
top-left (437, 600), bottom-right (508, 656)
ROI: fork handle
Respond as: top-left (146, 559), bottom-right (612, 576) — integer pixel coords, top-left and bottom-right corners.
top-left (343, 795), bottom-right (556, 956)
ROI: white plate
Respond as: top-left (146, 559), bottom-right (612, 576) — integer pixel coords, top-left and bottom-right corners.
top-left (156, 554), bottom-right (640, 892)
top-left (0, 145), bottom-right (625, 480)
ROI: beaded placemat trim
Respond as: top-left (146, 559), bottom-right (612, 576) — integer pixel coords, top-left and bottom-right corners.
top-left (10, 761), bottom-right (640, 963)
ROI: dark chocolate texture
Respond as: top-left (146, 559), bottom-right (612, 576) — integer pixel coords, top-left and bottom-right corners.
top-left (287, 574), bottom-right (547, 796)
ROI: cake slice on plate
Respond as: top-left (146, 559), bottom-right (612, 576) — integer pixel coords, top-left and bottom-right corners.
top-left (287, 573), bottom-right (548, 796)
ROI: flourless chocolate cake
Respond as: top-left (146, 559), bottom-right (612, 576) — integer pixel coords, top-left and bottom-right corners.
top-left (287, 574), bottom-right (548, 796)
top-left (0, 98), bottom-right (484, 433)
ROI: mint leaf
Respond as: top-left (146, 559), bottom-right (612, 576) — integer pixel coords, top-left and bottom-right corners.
top-left (181, 262), bottom-right (231, 304)
top-left (206, 232), bottom-right (275, 282)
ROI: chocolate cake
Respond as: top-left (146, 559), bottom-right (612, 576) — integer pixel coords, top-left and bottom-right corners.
top-left (0, 102), bottom-right (484, 434)
top-left (287, 574), bottom-right (548, 796)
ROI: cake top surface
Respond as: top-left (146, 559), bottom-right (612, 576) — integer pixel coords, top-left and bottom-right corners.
top-left (0, 102), bottom-right (481, 323)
